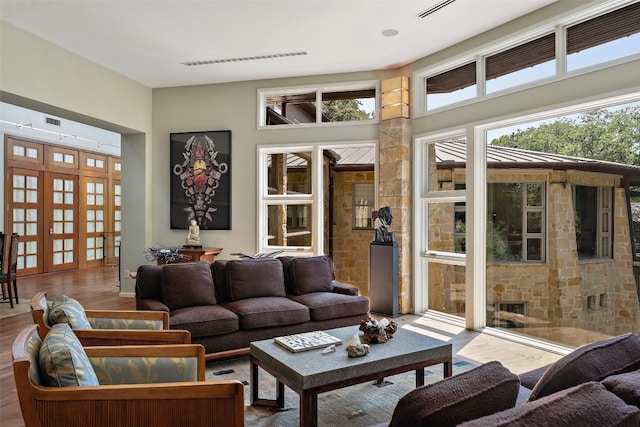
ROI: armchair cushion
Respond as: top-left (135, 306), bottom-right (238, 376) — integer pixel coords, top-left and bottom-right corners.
top-left (161, 261), bottom-right (216, 310)
top-left (388, 361), bottom-right (520, 427)
top-left (289, 256), bottom-right (334, 295)
top-left (602, 370), bottom-right (640, 407)
top-left (48, 295), bottom-right (92, 329)
top-left (39, 323), bottom-right (99, 387)
top-left (528, 333), bottom-right (640, 401)
top-left (225, 259), bottom-right (286, 301)
top-left (90, 355), bottom-right (199, 385)
top-left (460, 382), bottom-right (640, 427)
top-left (87, 316), bottom-right (165, 330)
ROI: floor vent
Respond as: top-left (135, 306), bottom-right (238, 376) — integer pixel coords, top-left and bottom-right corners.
top-left (418, 0), bottom-right (456, 18)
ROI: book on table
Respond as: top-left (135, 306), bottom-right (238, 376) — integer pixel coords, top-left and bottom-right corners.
top-left (274, 331), bottom-right (342, 353)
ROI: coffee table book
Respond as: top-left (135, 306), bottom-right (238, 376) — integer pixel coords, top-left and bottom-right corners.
top-left (274, 331), bottom-right (342, 353)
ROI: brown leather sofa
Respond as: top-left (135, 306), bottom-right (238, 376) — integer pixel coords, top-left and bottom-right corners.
top-left (135, 256), bottom-right (370, 360)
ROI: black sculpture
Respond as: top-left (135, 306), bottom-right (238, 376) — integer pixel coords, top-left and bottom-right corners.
top-left (373, 206), bottom-right (395, 244)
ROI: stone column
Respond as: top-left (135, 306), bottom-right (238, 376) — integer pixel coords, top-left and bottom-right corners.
top-left (379, 117), bottom-right (412, 313)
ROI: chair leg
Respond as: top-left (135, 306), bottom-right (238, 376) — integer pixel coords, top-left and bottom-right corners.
top-left (13, 279), bottom-right (18, 304)
top-left (4, 282), bottom-right (14, 308)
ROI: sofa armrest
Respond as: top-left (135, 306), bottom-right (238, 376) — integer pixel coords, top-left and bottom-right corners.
top-left (136, 299), bottom-right (171, 313)
top-left (331, 281), bottom-right (359, 296)
top-left (85, 309), bottom-right (169, 330)
top-left (73, 329), bottom-right (191, 348)
top-left (519, 364), bottom-right (551, 390)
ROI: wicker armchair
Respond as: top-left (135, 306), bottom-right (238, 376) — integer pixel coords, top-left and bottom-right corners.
top-left (13, 324), bottom-right (245, 427)
top-left (31, 291), bottom-right (190, 346)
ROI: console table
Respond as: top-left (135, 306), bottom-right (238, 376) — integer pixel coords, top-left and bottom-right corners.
top-left (177, 247), bottom-right (223, 263)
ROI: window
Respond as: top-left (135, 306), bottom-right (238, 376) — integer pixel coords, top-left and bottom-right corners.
top-left (426, 62), bottom-right (476, 111)
top-left (416, 2), bottom-right (640, 114)
top-left (487, 183), bottom-right (544, 262)
top-left (567, 2), bottom-right (640, 71)
top-left (262, 151), bottom-right (315, 250)
top-left (485, 33), bottom-right (555, 93)
top-left (259, 82), bottom-right (376, 127)
top-left (574, 185), bottom-right (612, 259)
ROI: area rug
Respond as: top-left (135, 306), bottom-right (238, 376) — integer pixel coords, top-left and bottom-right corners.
top-left (0, 300), bottom-right (32, 319)
top-left (206, 356), bottom-right (476, 426)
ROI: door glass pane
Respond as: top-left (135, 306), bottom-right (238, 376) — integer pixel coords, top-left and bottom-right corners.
top-left (13, 190), bottom-right (25, 203)
top-left (27, 190), bottom-right (38, 203)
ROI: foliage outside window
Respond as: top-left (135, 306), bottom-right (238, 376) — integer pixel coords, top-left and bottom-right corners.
top-left (259, 82), bottom-right (376, 127)
top-left (574, 185), bottom-right (612, 259)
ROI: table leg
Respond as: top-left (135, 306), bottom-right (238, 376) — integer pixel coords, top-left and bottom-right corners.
top-left (415, 367), bottom-right (425, 387)
top-left (250, 359), bottom-right (259, 404)
top-left (300, 392), bottom-right (318, 427)
top-left (250, 357), bottom-right (285, 408)
top-left (444, 358), bottom-right (452, 378)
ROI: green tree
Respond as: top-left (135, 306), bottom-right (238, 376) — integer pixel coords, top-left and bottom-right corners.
top-left (491, 106), bottom-right (640, 166)
top-left (322, 99), bottom-right (372, 122)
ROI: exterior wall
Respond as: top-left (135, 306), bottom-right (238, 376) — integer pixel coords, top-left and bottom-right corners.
top-left (435, 168), bottom-right (639, 343)
top-left (332, 170), bottom-right (375, 295)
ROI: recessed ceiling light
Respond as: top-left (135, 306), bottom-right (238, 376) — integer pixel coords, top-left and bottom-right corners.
top-left (382, 29), bottom-right (399, 37)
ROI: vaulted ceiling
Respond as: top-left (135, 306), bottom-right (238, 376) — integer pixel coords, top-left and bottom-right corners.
top-left (1, 0), bottom-right (557, 88)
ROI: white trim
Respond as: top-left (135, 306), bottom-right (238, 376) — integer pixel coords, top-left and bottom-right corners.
top-left (257, 140), bottom-right (377, 256)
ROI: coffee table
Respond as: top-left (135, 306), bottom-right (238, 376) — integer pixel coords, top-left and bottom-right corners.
top-left (250, 325), bottom-right (452, 427)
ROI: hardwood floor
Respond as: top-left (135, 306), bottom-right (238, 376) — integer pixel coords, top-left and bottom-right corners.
top-left (0, 266), bottom-right (562, 427)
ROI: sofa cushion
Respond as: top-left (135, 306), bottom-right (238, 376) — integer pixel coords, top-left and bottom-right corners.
top-left (602, 370), bottom-right (640, 408)
top-left (221, 297), bottom-right (310, 329)
top-left (528, 333), bottom-right (640, 401)
top-left (288, 292), bottom-right (369, 321)
top-left (169, 305), bottom-right (239, 339)
top-left (388, 361), bottom-right (520, 427)
top-left (48, 295), bottom-right (92, 329)
top-left (460, 382), bottom-right (640, 427)
top-left (212, 260), bottom-right (230, 302)
top-left (161, 261), bottom-right (216, 311)
top-left (135, 264), bottom-right (164, 301)
top-left (225, 259), bottom-right (286, 301)
top-left (289, 256), bottom-right (335, 295)
top-left (39, 323), bottom-right (100, 387)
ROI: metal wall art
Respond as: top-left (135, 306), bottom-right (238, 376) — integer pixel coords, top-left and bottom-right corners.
top-left (170, 130), bottom-right (231, 230)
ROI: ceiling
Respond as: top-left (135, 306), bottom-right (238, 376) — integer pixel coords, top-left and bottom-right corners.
top-left (0, 0), bottom-right (558, 89)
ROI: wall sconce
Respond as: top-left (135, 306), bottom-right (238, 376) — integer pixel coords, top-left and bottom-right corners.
top-left (380, 76), bottom-right (409, 120)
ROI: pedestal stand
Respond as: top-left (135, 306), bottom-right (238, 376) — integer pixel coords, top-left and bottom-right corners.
top-left (369, 242), bottom-right (399, 317)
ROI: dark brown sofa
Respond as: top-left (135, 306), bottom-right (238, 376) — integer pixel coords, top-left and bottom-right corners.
top-left (375, 333), bottom-right (640, 426)
top-left (135, 256), bottom-right (370, 360)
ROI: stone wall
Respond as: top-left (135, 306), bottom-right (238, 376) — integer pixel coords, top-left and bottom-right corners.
top-left (331, 170), bottom-right (375, 295)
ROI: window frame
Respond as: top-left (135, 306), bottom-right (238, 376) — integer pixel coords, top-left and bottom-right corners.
top-left (257, 80), bottom-right (379, 129)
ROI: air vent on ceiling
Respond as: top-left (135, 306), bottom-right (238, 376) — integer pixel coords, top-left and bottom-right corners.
top-left (418, 0), bottom-right (456, 18)
top-left (45, 116), bottom-right (61, 126)
top-left (182, 51), bottom-right (307, 66)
